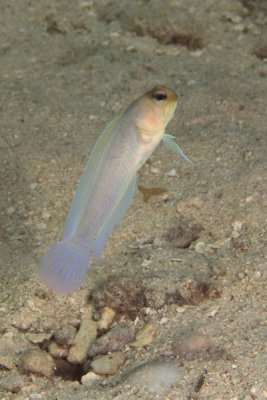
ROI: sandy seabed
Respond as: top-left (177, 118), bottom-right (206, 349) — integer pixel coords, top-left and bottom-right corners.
top-left (0, 1), bottom-right (266, 399)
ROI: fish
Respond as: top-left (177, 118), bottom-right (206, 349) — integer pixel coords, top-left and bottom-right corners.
top-left (38, 85), bottom-right (192, 294)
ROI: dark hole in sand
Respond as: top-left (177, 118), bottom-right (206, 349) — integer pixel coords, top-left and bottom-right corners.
top-left (54, 358), bottom-right (84, 382)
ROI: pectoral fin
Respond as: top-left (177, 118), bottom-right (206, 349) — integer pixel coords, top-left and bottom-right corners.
top-left (163, 133), bottom-right (193, 165)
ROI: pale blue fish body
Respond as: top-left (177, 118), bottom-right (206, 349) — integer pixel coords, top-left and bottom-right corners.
top-left (38, 86), bottom-right (191, 294)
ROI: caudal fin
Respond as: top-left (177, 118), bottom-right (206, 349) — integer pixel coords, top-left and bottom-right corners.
top-left (38, 238), bottom-right (90, 294)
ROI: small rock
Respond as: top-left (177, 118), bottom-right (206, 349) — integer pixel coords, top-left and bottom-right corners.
top-left (176, 197), bottom-right (203, 213)
top-left (141, 259), bottom-right (152, 267)
top-left (124, 361), bottom-right (180, 393)
top-left (34, 288), bottom-right (48, 299)
top-left (42, 210), bottom-right (51, 220)
top-left (29, 394), bottom-right (43, 400)
top-left (166, 168), bottom-right (177, 177)
top-left (19, 350), bottom-right (55, 378)
top-left (163, 217), bottom-right (202, 248)
top-left (138, 185), bottom-right (167, 203)
top-left (231, 237), bottom-right (250, 251)
top-left (250, 386), bottom-right (266, 400)
top-left (0, 334), bottom-right (22, 370)
top-left (91, 352), bottom-right (126, 375)
top-left (232, 23), bottom-right (245, 32)
top-left (125, 45), bottom-right (136, 52)
top-left (194, 241), bottom-right (215, 255)
top-left (178, 279), bottom-right (220, 304)
top-left (91, 275), bottom-right (146, 320)
top-left (208, 238), bottom-right (230, 250)
top-left (153, 237), bottom-right (163, 247)
top-left (67, 305), bottom-right (97, 364)
top-left (6, 206), bottom-right (15, 215)
top-left (206, 307), bottom-right (220, 318)
top-left (231, 220), bottom-right (244, 239)
top-left (53, 325), bottom-right (77, 346)
top-left (97, 307), bottom-right (116, 331)
top-left (160, 317), bottom-right (169, 325)
top-left (144, 289), bottom-right (166, 309)
top-left (26, 299), bottom-right (36, 310)
top-left (222, 12), bottom-right (242, 24)
top-left (81, 371), bottom-right (102, 386)
top-left (0, 371), bottom-right (26, 393)
top-left (30, 182), bottom-right (38, 190)
top-left (79, 1), bottom-right (93, 9)
top-left (173, 334), bottom-right (217, 360)
top-left (26, 332), bottom-right (51, 345)
top-left (150, 167), bottom-right (159, 174)
top-left (48, 342), bottom-right (69, 359)
top-left (89, 325), bottom-right (134, 357)
top-left (131, 323), bottom-right (156, 348)
top-left (11, 314), bottom-right (37, 331)
top-left (191, 50), bottom-right (203, 57)
top-left (71, 17), bottom-right (86, 30)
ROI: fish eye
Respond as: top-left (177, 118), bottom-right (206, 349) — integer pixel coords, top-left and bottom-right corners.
top-left (152, 90), bottom-right (168, 102)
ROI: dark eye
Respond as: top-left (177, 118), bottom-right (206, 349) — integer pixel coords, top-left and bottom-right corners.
top-left (153, 90), bottom-right (168, 101)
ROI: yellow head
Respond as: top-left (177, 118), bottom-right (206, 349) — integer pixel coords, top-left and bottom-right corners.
top-left (135, 85), bottom-right (178, 137)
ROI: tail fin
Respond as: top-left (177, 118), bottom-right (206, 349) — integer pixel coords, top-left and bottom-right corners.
top-left (38, 238), bottom-right (90, 294)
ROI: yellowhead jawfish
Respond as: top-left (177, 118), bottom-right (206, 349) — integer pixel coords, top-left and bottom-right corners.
top-left (39, 85), bottom-right (191, 293)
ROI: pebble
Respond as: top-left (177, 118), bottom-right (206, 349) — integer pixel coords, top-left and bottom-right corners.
top-left (250, 387), bottom-right (266, 400)
top-left (176, 197), bottom-right (203, 213)
top-left (92, 276), bottom-right (146, 320)
top-left (173, 334), bottom-right (217, 360)
top-left (131, 323), bottom-right (156, 348)
top-left (191, 50), bottom-right (203, 58)
top-left (233, 24), bottom-right (245, 32)
top-left (208, 238), bottom-right (230, 250)
top-left (29, 182), bottom-right (38, 190)
top-left (79, 1), bottom-right (93, 9)
top-left (231, 220), bottom-right (244, 239)
top-left (164, 217), bottom-right (202, 248)
top-left (144, 288), bottom-right (166, 309)
top-left (52, 325), bottom-right (77, 346)
top-left (0, 333), bottom-right (25, 370)
top-left (178, 279), bottom-right (219, 304)
top-left (0, 371), bottom-right (25, 394)
top-left (48, 342), bottom-right (69, 359)
top-left (89, 325), bottom-right (134, 357)
top-left (34, 288), bottom-right (48, 300)
top-left (166, 168), bottom-right (177, 177)
top-left (206, 307), bottom-right (219, 318)
top-left (153, 237), bottom-right (163, 247)
top-left (26, 299), bottom-right (36, 311)
top-left (6, 206), bottom-right (15, 215)
top-left (194, 241), bottom-right (215, 255)
top-left (222, 12), bottom-right (242, 24)
top-left (26, 332), bottom-right (51, 345)
top-left (97, 307), bottom-right (116, 331)
top-left (29, 394), bottom-right (43, 400)
top-left (19, 349), bottom-right (55, 378)
top-left (67, 306), bottom-right (97, 364)
top-left (81, 371), bottom-right (102, 386)
top-left (150, 167), bottom-right (159, 174)
top-left (160, 317), bottom-right (169, 325)
top-left (125, 45), bottom-right (136, 52)
top-left (91, 352), bottom-right (126, 375)
top-left (124, 361), bottom-right (180, 392)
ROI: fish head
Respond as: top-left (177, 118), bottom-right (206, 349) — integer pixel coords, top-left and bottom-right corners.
top-left (136, 85), bottom-right (178, 139)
